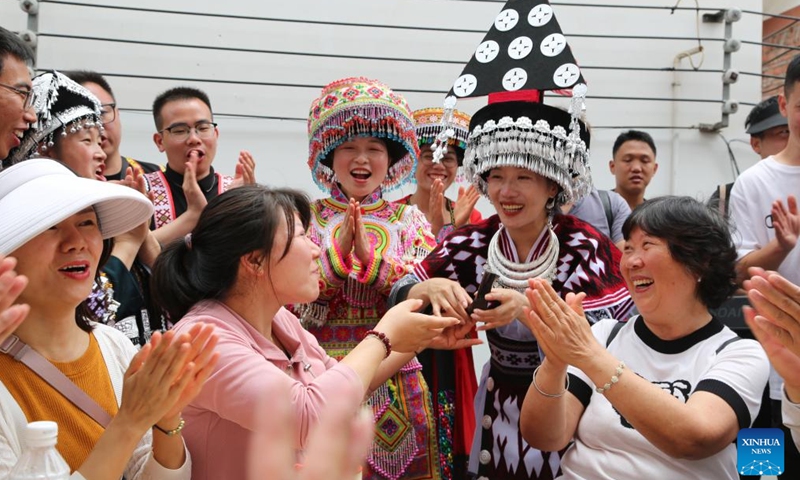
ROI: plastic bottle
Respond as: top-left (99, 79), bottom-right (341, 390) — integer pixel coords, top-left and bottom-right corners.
top-left (8, 421), bottom-right (70, 480)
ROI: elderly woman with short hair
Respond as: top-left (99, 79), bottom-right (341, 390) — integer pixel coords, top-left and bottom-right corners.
top-left (520, 196), bottom-right (769, 479)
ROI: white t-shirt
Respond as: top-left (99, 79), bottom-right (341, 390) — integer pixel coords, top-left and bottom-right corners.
top-left (729, 156), bottom-right (800, 285)
top-left (559, 317), bottom-right (768, 480)
top-left (729, 156), bottom-right (800, 399)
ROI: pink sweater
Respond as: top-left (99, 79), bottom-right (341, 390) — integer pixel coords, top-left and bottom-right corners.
top-left (172, 300), bottom-right (362, 480)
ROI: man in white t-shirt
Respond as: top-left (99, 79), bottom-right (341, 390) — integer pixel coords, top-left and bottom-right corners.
top-left (730, 52), bottom-right (800, 477)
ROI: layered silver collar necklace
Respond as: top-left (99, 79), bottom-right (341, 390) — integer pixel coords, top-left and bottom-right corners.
top-left (485, 224), bottom-right (560, 291)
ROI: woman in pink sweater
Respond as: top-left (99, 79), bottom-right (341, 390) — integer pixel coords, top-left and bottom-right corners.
top-left (151, 185), bottom-right (477, 480)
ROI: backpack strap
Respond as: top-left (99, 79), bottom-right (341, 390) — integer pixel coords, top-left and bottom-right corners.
top-left (718, 184), bottom-right (727, 218)
top-left (715, 336), bottom-right (742, 354)
top-left (606, 320), bottom-right (626, 348)
top-left (599, 190), bottom-right (614, 233)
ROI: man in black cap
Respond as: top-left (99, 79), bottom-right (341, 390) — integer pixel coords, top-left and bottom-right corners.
top-left (708, 95), bottom-right (789, 217)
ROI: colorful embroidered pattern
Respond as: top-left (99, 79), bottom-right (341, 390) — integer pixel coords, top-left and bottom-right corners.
top-left (292, 185), bottom-right (439, 480)
top-left (146, 171), bottom-right (233, 229)
top-left (307, 77), bottom-right (419, 192)
top-left (413, 107), bottom-right (471, 152)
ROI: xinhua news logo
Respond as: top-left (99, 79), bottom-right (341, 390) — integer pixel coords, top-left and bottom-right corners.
top-left (737, 428), bottom-right (784, 476)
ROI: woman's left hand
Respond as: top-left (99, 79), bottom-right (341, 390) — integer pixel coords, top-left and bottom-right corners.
top-left (472, 288), bottom-right (528, 331)
top-left (523, 278), bottom-right (599, 368)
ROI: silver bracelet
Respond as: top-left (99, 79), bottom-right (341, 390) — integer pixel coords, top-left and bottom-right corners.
top-left (532, 365), bottom-right (569, 398)
top-left (595, 361), bottom-right (626, 394)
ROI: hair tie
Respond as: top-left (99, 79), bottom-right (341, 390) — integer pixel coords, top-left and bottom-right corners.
top-left (184, 233), bottom-right (193, 250)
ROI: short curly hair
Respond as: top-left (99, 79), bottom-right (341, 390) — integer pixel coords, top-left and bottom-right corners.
top-left (622, 196), bottom-right (737, 309)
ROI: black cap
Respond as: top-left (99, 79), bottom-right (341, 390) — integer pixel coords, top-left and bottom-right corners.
top-left (745, 96), bottom-right (787, 135)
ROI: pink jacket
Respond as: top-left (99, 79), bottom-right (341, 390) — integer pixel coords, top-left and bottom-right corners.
top-left (172, 300), bottom-right (362, 480)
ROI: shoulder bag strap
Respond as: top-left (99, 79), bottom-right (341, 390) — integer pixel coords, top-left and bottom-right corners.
top-left (599, 190), bottom-right (614, 232)
top-left (0, 335), bottom-right (112, 428)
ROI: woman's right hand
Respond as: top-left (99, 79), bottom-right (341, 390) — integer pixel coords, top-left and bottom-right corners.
top-left (374, 299), bottom-right (460, 353)
top-left (0, 256), bottom-right (28, 344)
top-left (117, 330), bottom-right (201, 432)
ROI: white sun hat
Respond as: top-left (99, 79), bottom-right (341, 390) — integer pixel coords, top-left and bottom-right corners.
top-left (0, 159), bottom-right (154, 255)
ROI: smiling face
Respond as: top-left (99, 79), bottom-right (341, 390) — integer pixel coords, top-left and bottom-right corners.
top-left (621, 227), bottom-right (700, 319)
top-left (609, 140), bottom-right (658, 198)
top-left (0, 54), bottom-right (36, 160)
top-left (415, 144), bottom-right (458, 192)
top-left (11, 208), bottom-right (103, 313)
top-left (267, 213), bottom-right (321, 305)
top-left (486, 166), bottom-right (558, 236)
top-left (81, 82), bottom-right (120, 161)
top-left (153, 98), bottom-right (218, 179)
top-left (51, 124), bottom-right (107, 181)
top-left (331, 136), bottom-right (389, 200)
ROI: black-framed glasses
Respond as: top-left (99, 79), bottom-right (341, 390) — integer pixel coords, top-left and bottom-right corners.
top-left (100, 103), bottom-right (116, 124)
top-left (159, 122), bottom-right (217, 141)
top-left (0, 82), bottom-right (35, 110)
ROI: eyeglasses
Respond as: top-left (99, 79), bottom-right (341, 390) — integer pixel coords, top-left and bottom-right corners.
top-left (0, 82), bottom-right (35, 110)
top-left (159, 122), bottom-right (217, 141)
top-left (100, 103), bottom-right (116, 124)
top-left (419, 152), bottom-right (458, 168)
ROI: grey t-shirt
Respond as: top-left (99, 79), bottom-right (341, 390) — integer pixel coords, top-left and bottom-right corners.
top-left (568, 188), bottom-right (631, 243)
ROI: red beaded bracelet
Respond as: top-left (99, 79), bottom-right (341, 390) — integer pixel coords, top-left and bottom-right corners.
top-left (364, 330), bottom-right (392, 359)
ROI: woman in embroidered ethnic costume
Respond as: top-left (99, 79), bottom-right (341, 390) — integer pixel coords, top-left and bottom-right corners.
top-left (0, 159), bottom-right (216, 479)
top-left (390, 100), bottom-right (634, 480)
top-left (395, 107), bottom-right (483, 479)
top-left (293, 77), bottom-right (462, 480)
top-left (520, 197), bottom-right (769, 480)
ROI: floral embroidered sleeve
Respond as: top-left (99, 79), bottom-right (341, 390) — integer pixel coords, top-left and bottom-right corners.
top-left (358, 205), bottom-right (436, 296)
top-left (294, 202), bottom-right (354, 326)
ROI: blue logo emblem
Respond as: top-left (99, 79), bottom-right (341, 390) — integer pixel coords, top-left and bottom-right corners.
top-left (737, 428), bottom-right (784, 476)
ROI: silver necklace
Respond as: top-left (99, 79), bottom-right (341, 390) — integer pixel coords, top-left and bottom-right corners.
top-left (485, 225), bottom-right (560, 291)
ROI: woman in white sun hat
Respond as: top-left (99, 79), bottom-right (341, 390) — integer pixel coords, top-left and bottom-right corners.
top-left (0, 158), bottom-right (218, 480)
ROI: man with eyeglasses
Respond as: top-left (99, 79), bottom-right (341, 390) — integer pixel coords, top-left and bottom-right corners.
top-left (64, 70), bottom-right (161, 181)
top-left (146, 86), bottom-right (255, 244)
top-left (0, 27), bottom-right (37, 164)
top-left (0, 27), bottom-right (36, 345)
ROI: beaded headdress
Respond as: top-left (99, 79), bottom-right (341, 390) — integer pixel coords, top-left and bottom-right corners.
top-left (465, 97), bottom-right (591, 207)
top-left (307, 77), bottom-right (419, 193)
top-left (413, 107), bottom-right (471, 165)
top-left (5, 71), bottom-right (103, 168)
top-left (433, 0), bottom-right (592, 208)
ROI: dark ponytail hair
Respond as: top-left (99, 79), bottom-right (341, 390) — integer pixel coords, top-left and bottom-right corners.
top-left (151, 185), bottom-right (311, 320)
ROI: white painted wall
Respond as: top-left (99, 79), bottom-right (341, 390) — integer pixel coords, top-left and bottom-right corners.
top-left (0, 0), bottom-right (771, 374)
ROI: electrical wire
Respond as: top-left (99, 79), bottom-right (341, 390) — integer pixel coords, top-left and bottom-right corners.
top-left (36, 33), bottom-right (727, 72)
top-left (118, 107), bottom-right (706, 130)
top-left (671, 0), bottom-right (704, 70)
top-left (37, 0), bottom-right (731, 39)
top-left (716, 132), bottom-right (742, 179)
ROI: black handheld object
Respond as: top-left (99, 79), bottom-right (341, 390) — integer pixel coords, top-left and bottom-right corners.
top-left (466, 272), bottom-right (499, 315)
